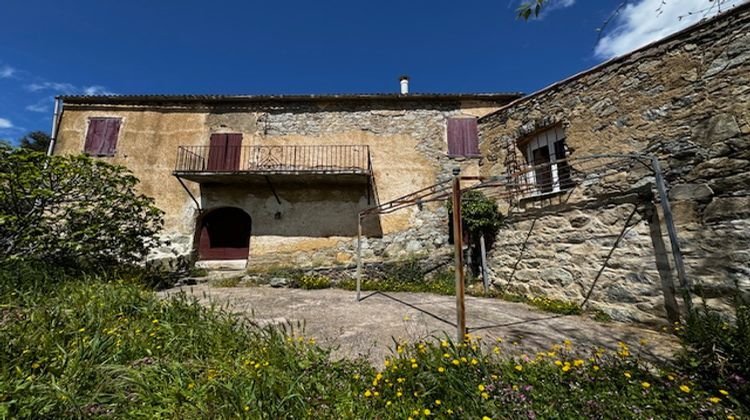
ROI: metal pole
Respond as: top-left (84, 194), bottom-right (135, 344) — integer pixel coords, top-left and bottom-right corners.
top-left (46, 98), bottom-right (61, 156)
top-left (651, 156), bottom-right (692, 312)
top-left (356, 214), bottom-right (363, 302)
top-left (480, 234), bottom-right (489, 294)
top-left (451, 168), bottom-right (466, 342)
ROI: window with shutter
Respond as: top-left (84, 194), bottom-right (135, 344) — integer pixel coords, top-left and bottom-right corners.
top-left (84, 118), bottom-right (121, 157)
top-left (447, 118), bottom-right (480, 157)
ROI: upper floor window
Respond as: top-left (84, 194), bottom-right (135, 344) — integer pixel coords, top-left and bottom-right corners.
top-left (447, 118), bottom-right (480, 157)
top-left (521, 126), bottom-right (572, 195)
top-left (84, 117), bottom-right (121, 157)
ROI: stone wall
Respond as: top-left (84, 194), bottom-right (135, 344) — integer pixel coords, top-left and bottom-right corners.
top-left (54, 97), bottom-right (513, 267)
top-left (478, 5), bottom-right (750, 323)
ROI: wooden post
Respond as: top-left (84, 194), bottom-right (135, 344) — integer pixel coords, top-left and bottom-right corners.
top-left (651, 157), bottom-right (692, 312)
top-left (646, 202), bottom-right (681, 324)
top-left (356, 215), bottom-right (362, 302)
top-left (480, 234), bottom-right (489, 294)
top-left (451, 169), bottom-right (467, 342)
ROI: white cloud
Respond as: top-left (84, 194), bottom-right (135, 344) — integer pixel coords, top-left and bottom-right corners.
top-left (82, 85), bottom-right (115, 96)
top-left (0, 118), bottom-right (13, 129)
top-left (25, 97), bottom-right (52, 113)
top-left (26, 82), bottom-right (77, 94)
top-left (0, 65), bottom-right (15, 78)
top-left (595, 0), bottom-right (748, 58)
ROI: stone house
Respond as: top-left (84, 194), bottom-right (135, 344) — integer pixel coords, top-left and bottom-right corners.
top-left (478, 3), bottom-right (750, 323)
top-left (50, 90), bottom-right (520, 268)
top-left (48, 3), bottom-right (749, 324)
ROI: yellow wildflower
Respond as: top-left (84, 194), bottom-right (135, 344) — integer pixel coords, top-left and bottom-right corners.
top-left (478, 384), bottom-right (485, 392)
top-left (396, 391), bottom-right (403, 397)
top-left (624, 372), bottom-right (632, 379)
top-left (573, 359), bottom-right (584, 367)
top-left (364, 390), bottom-right (372, 397)
top-left (515, 365), bottom-right (523, 372)
top-left (481, 392), bottom-right (489, 399)
top-left (641, 382), bottom-right (650, 389)
top-left (438, 367), bottom-right (445, 373)
top-left (435, 400), bottom-right (441, 405)
top-left (709, 397), bottom-right (721, 404)
top-left (667, 374), bottom-right (675, 381)
top-left (78, 327), bottom-right (86, 333)
top-left (423, 409), bottom-right (431, 415)
top-left (411, 363), bottom-right (418, 369)
top-left (680, 385), bottom-right (691, 393)
top-left (244, 406), bottom-right (249, 411)
top-left (152, 319), bottom-right (159, 324)
top-left (562, 365), bottom-right (571, 372)
top-left (386, 401), bottom-right (392, 407)
top-left (593, 365), bottom-right (600, 371)
top-left (719, 389), bottom-right (729, 396)
top-left (441, 340), bottom-right (449, 348)
top-left (471, 359), bottom-right (479, 365)
top-left (554, 360), bottom-right (563, 366)
top-left (483, 417), bottom-right (492, 420)
top-left (452, 359), bottom-right (460, 366)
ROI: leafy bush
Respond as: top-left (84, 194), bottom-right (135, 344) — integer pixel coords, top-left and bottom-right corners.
top-left (677, 297), bottom-right (750, 409)
top-left (383, 258), bottom-right (424, 284)
top-left (0, 146), bottom-right (163, 269)
top-left (296, 274), bottom-right (332, 290)
top-left (1, 278), bottom-right (744, 418)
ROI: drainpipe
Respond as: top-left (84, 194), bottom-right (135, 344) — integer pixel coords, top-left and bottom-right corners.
top-left (46, 97), bottom-right (63, 156)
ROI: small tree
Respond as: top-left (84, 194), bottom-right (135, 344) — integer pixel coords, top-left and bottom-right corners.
top-left (0, 145), bottom-right (164, 269)
top-left (18, 131), bottom-right (51, 153)
top-left (447, 190), bottom-right (503, 276)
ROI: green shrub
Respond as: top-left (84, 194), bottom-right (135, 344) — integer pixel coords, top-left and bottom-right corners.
top-left (677, 296), bottom-right (750, 409)
top-left (212, 277), bottom-right (242, 288)
top-left (296, 274), bottom-right (332, 290)
top-left (0, 146), bottom-right (164, 270)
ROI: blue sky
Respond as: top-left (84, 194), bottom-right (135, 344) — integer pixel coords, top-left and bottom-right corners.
top-left (0, 0), bottom-right (743, 142)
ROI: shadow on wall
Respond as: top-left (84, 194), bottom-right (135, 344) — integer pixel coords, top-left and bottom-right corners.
top-left (198, 181), bottom-right (383, 238)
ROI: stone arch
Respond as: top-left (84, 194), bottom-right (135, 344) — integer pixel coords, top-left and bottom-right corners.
top-left (196, 207), bottom-right (252, 260)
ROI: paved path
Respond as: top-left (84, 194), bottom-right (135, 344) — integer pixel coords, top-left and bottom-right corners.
top-left (160, 284), bottom-right (679, 364)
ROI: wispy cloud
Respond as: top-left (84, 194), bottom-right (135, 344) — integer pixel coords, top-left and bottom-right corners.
top-left (82, 85), bottom-right (115, 96)
top-left (0, 118), bottom-right (14, 129)
top-left (0, 65), bottom-right (15, 78)
top-left (595, 0), bottom-right (747, 58)
top-left (26, 82), bottom-right (78, 94)
top-left (25, 97), bottom-right (53, 113)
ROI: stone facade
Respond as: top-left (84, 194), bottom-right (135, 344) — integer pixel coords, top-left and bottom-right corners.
top-left (478, 4), bottom-right (750, 323)
top-left (53, 95), bottom-right (518, 268)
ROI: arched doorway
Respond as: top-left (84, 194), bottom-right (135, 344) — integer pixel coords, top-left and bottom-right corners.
top-left (197, 207), bottom-right (252, 260)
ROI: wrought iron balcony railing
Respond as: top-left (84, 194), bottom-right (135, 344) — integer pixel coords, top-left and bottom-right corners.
top-left (174, 145), bottom-right (372, 175)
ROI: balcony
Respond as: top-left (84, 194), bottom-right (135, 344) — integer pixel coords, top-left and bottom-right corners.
top-left (173, 144), bottom-right (372, 184)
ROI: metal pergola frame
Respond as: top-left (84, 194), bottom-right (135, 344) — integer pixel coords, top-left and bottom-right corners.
top-left (354, 153), bottom-right (691, 341)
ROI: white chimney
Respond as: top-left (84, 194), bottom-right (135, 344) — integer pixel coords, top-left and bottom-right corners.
top-left (399, 75), bottom-right (409, 95)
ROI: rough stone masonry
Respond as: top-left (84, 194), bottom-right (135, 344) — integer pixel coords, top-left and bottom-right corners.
top-left (479, 4), bottom-right (750, 324)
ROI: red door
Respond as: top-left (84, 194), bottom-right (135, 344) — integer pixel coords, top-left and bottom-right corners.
top-left (207, 133), bottom-right (242, 171)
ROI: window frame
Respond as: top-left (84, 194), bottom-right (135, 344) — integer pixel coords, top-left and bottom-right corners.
top-left (519, 126), bottom-right (571, 197)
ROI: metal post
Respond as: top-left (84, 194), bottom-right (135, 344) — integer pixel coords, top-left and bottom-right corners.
top-left (451, 169), bottom-right (466, 342)
top-left (480, 235), bottom-right (489, 294)
top-left (651, 156), bottom-right (692, 312)
top-left (356, 214), bottom-right (363, 302)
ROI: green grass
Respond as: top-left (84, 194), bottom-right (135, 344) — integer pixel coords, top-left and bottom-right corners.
top-left (1, 277), bottom-right (745, 418)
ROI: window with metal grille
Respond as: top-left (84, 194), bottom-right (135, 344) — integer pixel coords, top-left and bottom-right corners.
top-left (521, 126), bottom-right (573, 195)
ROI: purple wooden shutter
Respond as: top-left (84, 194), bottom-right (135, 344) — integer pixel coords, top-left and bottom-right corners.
top-left (225, 134), bottom-right (242, 171)
top-left (101, 119), bottom-right (121, 156)
top-left (84, 118), bottom-right (121, 156)
top-left (447, 118), bottom-right (479, 156)
top-left (84, 119), bottom-right (105, 155)
top-left (207, 134), bottom-right (228, 171)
